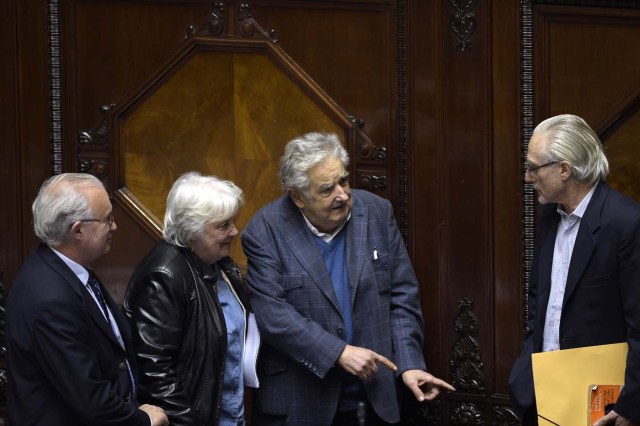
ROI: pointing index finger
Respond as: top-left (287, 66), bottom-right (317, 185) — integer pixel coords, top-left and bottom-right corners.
top-left (377, 356), bottom-right (397, 372)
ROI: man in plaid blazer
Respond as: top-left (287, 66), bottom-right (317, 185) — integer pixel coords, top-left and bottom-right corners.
top-left (241, 132), bottom-right (453, 425)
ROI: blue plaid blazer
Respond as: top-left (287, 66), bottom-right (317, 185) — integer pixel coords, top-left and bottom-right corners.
top-left (241, 189), bottom-right (427, 425)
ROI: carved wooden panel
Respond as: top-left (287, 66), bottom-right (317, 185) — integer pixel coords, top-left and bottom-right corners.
top-left (605, 108), bottom-right (640, 201)
top-left (111, 30), bottom-right (359, 266)
top-left (6, 0), bottom-right (640, 424)
top-left (532, 4), bottom-right (640, 204)
top-left (534, 4), bottom-right (640, 128)
top-left (53, 1), bottom-right (395, 297)
top-left (245, 2), bottom-right (398, 228)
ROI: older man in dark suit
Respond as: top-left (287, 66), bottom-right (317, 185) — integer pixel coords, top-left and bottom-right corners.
top-left (6, 173), bottom-right (168, 426)
top-left (242, 132), bottom-right (454, 425)
top-left (509, 115), bottom-right (640, 426)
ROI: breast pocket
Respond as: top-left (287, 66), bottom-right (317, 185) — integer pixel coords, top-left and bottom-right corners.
top-left (579, 273), bottom-right (613, 289)
top-left (575, 273), bottom-right (617, 312)
top-left (372, 253), bottom-right (391, 295)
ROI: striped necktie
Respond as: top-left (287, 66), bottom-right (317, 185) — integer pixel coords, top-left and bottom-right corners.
top-left (87, 271), bottom-right (113, 326)
top-left (87, 270), bottom-right (137, 398)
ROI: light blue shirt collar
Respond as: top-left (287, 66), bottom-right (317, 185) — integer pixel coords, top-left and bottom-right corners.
top-left (50, 247), bottom-right (91, 284)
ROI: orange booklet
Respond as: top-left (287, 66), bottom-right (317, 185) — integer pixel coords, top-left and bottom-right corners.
top-left (589, 384), bottom-right (622, 425)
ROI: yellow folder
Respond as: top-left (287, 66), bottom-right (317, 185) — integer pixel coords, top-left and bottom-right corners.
top-left (532, 343), bottom-right (627, 426)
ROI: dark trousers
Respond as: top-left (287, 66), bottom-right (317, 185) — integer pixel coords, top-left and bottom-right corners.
top-left (252, 402), bottom-right (392, 426)
top-left (332, 403), bottom-right (391, 426)
top-left (521, 405), bottom-right (539, 426)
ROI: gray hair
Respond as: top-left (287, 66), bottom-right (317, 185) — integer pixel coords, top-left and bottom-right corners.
top-left (279, 132), bottom-right (350, 197)
top-left (533, 114), bottom-right (609, 185)
top-left (32, 173), bottom-right (104, 246)
top-left (163, 171), bottom-right (244, 248)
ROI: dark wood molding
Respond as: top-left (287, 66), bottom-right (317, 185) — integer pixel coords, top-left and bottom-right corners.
top-left (350, 116), bottom-right (388, 161)
top-left (521, 0), bottom-right (535, 336)
top-left (114, 188), bottom-right (163, 241)
top-left (48, 0), bottom-right (63, 175)
top-left (533, 0), bottom-right (640, 8)
top-left (0, 271), bottom-right (6, 424)
top-left (597, 88), bottom-right (640, 143)
top-left (356, 172), bottom-right (388, 193)
top-left (396, 0), bottom-right (409, 241)
top-left (78, 104), bottom-right (115, 147)
top-left (187, 2), bottom-right (226, 37)
top-left (77, 104), bottom-right (115, 189)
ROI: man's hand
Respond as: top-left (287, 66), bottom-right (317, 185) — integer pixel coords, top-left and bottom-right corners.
top-left (593, 410), bottom-right (640, 426)
top-left (401, 369), bottom-right (455, 402)
top-left (337, 344), bottom-right (397, 380)
top-left (140, 404), bottom-right (169, 426)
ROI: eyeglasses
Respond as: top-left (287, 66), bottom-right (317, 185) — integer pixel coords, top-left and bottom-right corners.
top-left (524, 161), bottom-right (559, 174)
top-left (80, 214), bottom-right (115, 227)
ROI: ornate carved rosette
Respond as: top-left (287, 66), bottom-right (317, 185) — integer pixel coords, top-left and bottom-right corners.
top-left (409, 399), bottom-right (441, 425)
top-left (452, 401), bottom-right (485, 425)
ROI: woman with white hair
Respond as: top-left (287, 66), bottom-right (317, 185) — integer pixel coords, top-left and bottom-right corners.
top-left (124, 171), bottom-right (249, 426)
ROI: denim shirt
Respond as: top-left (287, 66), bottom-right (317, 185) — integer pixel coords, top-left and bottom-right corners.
top-left (217, 271), bottom-right (246, 425)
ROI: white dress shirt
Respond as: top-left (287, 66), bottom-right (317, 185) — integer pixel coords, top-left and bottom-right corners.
top-left (542, 185), bottom-right (596, 352)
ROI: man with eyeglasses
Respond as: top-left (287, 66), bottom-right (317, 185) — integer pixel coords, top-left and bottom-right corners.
top-left (6, 173), bottom-right (168, 426)
top-left (509, 115), bottom-right (640, 426)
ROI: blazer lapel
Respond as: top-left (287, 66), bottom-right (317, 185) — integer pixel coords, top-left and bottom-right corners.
top-left (562, 183), bottom-right (605, 306)
top-left (536, 205), bottom-right (559, 318)
top-left (103, 285), bottom-right (133, 353)
top-left (346, 196), bottom-right (367, 307)
top-left (82, 280), bottom-right (125, 349)
top-left (279, 197), bottom-right (342, 314)
top-left (38, 245), bottom-right (124, 349)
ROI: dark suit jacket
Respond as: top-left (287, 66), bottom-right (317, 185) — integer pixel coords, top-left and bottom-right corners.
top-left (241, 190), bottom-right (427, 425)
top-left (6, 244), bottom-right (149, 426)
top-left (509, 182), bottom-right (640, 421)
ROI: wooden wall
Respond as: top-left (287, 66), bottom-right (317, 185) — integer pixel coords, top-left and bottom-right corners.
top-left (2, 0), bottom-right (640, 424)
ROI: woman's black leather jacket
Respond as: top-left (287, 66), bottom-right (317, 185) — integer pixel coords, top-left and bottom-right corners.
top-left (124, 240), bottom-right (247, 426)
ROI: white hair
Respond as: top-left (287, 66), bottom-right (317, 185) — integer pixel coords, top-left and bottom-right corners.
top-left (279, 132), bottom-right (350, 199)
top-left (32, 173), bottom-right (104, 246)
top-left (533, 114), bottom-right (609, 185)
top-left (163, 171), bottom-right (244, 248)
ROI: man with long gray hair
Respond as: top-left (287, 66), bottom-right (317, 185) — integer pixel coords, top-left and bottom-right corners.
top-left (509, 115), bottom-right (640, 425)
top-left (6, 173), bottom-right (168, 426)
top-left (242, 132), bottom-right (454, 425)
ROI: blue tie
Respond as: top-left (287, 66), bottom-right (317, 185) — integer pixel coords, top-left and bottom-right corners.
top-left (87, 271), bottom-right (113, 326)
top-left (87, 270), bottom-right (137, 398)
